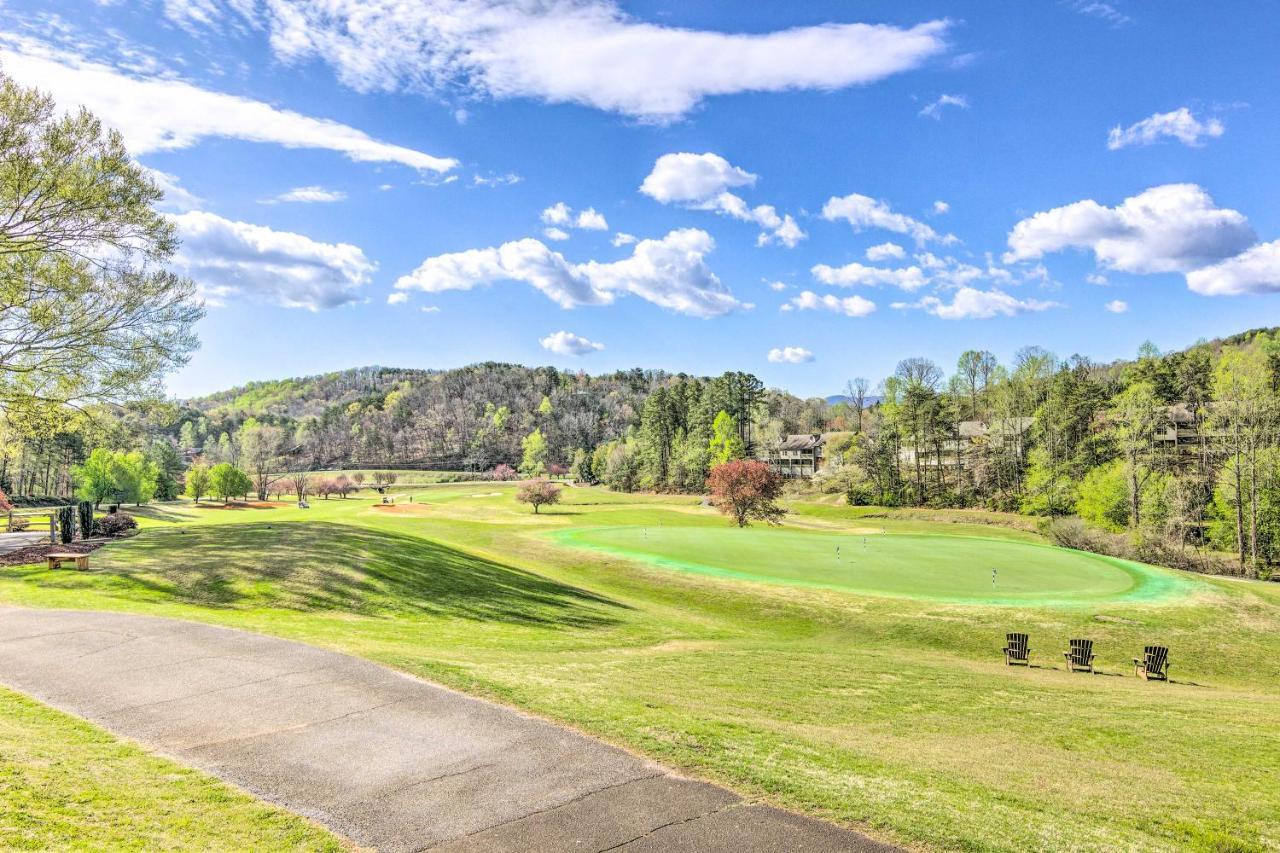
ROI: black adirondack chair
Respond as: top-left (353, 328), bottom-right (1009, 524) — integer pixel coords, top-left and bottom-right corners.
top-left (1133, 645), bottom-right (1170, 681)
top-left (1003, 633), bottom-right (1030, 666)
top-left (1063, 638), bottom-right (1095, 673)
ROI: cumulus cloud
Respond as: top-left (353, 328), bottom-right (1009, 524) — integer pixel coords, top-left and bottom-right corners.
top-left (174, 2), bottom-right (949, 122)
top-left (919, 93), bottom-right (967, 120)
top-left (640, 152), bottom-right (806, 247)
top-left (543, 227), bottom-right (571, 241)
top-left (768, 346), bottom-right (815, 364)
top-left (0, 35), bottom-right (457, 173)
top-left (1105, 299), bottom-right (1129, 313)
top-left (812, 261), bottom-right (928, 291)
top-left (393, 228), bottom-right (744, 317)
top-left (1186, 240), bottom-right (1280, 296)
top-left (894, 287), bottom-right (1059, 320)
top-left (821, 193), bottom-right (954, 245)
top-left (386, 291), bottom-right (409, 305)
top-left (170, 211), bottom-right (375, 310)
top-left (1108, 107), bottom-right (1224, 150)
top-left (540, 330), bottom-right (605, 356)
top-left (932, 200), bottom-right (950, 215)
top-left (262, 186), bottom-right (347, 204)
top-left (541, 202), bottom-right (609, 234)
top-left (767, 280), bottom-right (789, 292)
top-left (866, 242), bottom-right (906, 262)
top-left (1004, 184), bottom-right (1256, 274)
top-left (787, 290), bottom-right (876, 317)
top-left (1086, 273), bottom-right (1109, 286)
top-left (612, 232), bottom-right (637, 247)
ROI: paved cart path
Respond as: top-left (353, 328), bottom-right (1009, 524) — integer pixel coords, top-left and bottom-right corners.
top-left (0, 608), bottom-right (891, 852)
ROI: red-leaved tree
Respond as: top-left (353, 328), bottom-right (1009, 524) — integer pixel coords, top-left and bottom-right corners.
top-left (707, 460), bottom-right (785, 527)
top-left (515, 480), bottom-right (561, 514)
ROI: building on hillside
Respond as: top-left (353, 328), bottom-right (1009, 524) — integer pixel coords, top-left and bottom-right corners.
top-left (897, 417), bottom-right (1034, 470)
top-left (766, 433), bottom-right (829, 478)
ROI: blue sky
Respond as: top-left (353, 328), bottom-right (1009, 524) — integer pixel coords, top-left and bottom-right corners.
top-left (6, 1), bottom-right (1279, 398)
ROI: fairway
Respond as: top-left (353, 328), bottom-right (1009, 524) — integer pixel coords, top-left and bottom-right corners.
top-left (553, 526), bottom-right (1194, 605)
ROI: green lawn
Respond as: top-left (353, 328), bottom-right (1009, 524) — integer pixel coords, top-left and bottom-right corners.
top-left (2, 488), bottom-right (1278, 851)
top-left (0, 686), bottom-right (343, 850)
top-left (552, 525), bottom-right (1195, 604)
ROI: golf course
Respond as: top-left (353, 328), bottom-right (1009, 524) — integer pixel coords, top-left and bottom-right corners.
top-left (2, 485), bottom-right (1278, 851)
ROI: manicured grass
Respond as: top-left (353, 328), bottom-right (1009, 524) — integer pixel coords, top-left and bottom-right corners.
top-left (553, 525), bottom-right (1195, 604)
top-left (0, 686), bottom-right (343, 850)
top-left (2, 488), bottom-right (1278, 851)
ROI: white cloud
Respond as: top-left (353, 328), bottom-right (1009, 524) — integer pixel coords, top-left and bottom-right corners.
top-left (1004, 184), bottom-right (1255, 274)
top-left (170, 211), bottom-right (375, 310)
top-left (1105, 299), bottom-right (1129, 313)
top-left (1070, 1), bottom-right (1132, 27)
top-left (541, 202), bottom-right (572, 225)
top-left (540, 330), bottom-right (605, 356)
top-left (640, 152), bottom-right (806, 247)
top-left (394, 228), bottom-right (744, 317)
top-left (1186, 240), bottom-right (1280, 296)
top-left (866, 242), bottom-right (906, 262)
top-left (543, 227), bottom-right (571, 241)
top-left (0, 35), bottom-right (457, 173)
top-left (932, 200), bottom-right (950, 215)
top-left (196, 2), bottom-right (949, 122)
top-left (262, 186), bottom-right (347, 204)
top-left (767, 280), bottom-right (789, 292)
top-left (612, 232), bottom-right (637, 247)
top-left (575, 208), bottom-right (609, 230)
top-left (768, 346), bottom-right (815, 364)
top-left (787, 290), bottom-right (876, 317)
top-left (144, 168), bottom-right (203, 212)
top-left (1086, 273), bottom-right (1109, 286)
top-left (542, 202), bottom-right (609, 234)
top-left (1108, 107), bottom-right (1224, 150)
top-left (896, 287), bottom-right (1059, 320)
top-left (386, 291), bottom-right (409, 305)
top-left (919, 93), bottom-right (967, 120)
top-left (473, 172), bottom-right (523, 187)
top-left (812, 261), bottom-right (928, 291)
top-left (821, 193), bottom-right (954, 245)
top-left (421, 306), bottom-right (441, 313)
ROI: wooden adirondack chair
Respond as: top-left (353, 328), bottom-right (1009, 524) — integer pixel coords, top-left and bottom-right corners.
top-left (1133, 645), bottom-right (1170, 681)
top-left (1003, 633), bottom-right (1030, 666)
top-left (1063, 638), bottom-right (1095, 673)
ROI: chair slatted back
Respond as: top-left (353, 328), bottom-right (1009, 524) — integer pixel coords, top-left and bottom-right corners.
top-left (1069, 638), bottom-right (1092, 666)
top-left (1006, 633), bottom-right (1029, 660)
top-left (1144, 645), bottom-right (1169, 675)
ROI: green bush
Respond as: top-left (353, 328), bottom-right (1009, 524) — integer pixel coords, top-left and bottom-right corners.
top-left (92, 512), bottom-right (137, 537)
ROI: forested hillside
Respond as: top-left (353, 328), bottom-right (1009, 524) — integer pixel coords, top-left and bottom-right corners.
top-left (6, 327), bottom-right (1279, 575)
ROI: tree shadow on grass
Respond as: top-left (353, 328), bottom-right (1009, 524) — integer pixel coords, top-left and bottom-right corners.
top-left (35, 522), bottom-right (627, 628)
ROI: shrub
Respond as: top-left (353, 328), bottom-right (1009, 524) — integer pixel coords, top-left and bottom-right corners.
top-left (92, 512), bottom-right (137, 537)
top-left (77, 501), bottom-right (93, 539)
top-left (492, 464), bottom-right (518, 481)
top-left (57, 505), bottom-right (75, 544)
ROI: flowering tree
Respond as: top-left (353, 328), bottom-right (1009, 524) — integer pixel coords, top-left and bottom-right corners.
top-left (515, 480), bottom-right (561, 514)
top-left (707, 460), bottom-right (785, 527)
top-left (492, 464), bottom-right (518, 481)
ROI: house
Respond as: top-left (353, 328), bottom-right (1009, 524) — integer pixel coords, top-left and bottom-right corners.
top-left (766, 433), bottom-right (828, 478)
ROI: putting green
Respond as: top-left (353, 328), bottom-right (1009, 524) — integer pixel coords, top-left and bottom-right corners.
top-left (552, 526), bottom-right (1194, 605)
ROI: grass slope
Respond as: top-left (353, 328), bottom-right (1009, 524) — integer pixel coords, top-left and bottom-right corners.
top-left (0, 687), bottom-right (342, 850)
top-left (1, 488), bottom-right (1278, 852)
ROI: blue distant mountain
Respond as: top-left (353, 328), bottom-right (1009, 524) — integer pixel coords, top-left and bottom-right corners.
top-left (825, 395), bottom-right (882, 407)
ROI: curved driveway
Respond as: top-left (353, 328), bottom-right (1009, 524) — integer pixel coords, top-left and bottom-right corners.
top-left (0, 607), bottom-right (891, 852)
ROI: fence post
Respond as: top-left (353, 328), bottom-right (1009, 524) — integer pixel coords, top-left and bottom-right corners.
top-left (5, 509), bottom-right (10, 533)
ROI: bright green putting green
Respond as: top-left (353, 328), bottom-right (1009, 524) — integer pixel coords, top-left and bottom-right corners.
top-left (552, 526), bottom-right (1193, 605)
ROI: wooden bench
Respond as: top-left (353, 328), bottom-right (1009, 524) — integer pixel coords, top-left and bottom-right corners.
top-left (46, 552), bottom-right (89, 571)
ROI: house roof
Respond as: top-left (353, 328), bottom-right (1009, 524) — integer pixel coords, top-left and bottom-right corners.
top-left (775, 433), bottom-right (824, 450)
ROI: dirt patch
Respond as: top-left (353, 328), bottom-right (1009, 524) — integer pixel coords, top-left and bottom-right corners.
top-left (0, 540), bottom-right (109, 567)
top-left (371, 504), bottom-right (431, 514)
top-left (195, 501), bottom-right (289, 510)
